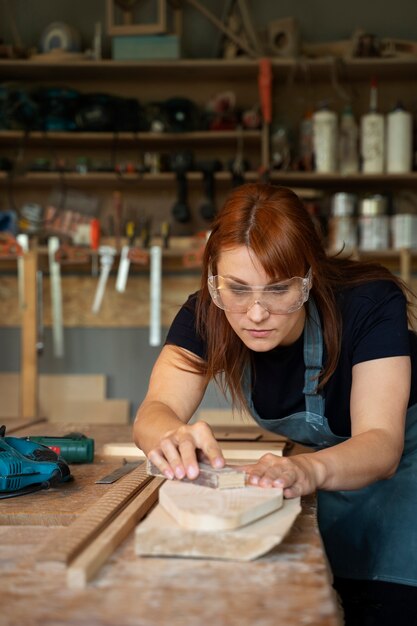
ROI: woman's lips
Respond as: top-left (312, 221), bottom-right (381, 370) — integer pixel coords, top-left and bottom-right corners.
top-left (246, 329), bottom-right (272, 338)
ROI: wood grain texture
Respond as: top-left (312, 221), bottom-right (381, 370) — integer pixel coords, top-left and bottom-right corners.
top-left (136, 496), bottom-right (300, 561)
top-left (37, 463), bottom-right (151, 565)
top-left (67, 477), bottom-right (164, 589)
top-left (159, 481), bottom-right (283, 531)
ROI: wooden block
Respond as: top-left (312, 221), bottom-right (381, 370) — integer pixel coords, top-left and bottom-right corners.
top-left (135, 497), bottom-right (301, 561)
top-left (46, 399), bottom-right (129, 424)
top-left (147, 460), bottom-right (246, 489)
top-left (39, 374), bottom-right (106, 418)
top-left (159, 480), bottom-right (283, 531)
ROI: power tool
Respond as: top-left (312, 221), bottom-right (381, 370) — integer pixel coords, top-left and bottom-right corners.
top-left (0, 426), bottom-right (72, 499)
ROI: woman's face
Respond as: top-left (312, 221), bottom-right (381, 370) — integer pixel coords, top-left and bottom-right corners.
top-left (215, 246), bottom-right (307, 352)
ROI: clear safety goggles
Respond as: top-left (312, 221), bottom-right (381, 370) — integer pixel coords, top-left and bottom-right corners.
top-left (208, 268), bottom-right (312, 315)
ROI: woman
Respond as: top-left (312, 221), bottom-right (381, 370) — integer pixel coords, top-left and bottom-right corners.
top-left (134, 183), bottom-right (417, 626)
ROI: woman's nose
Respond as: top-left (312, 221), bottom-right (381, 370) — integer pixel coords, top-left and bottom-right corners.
top-left (246, 300), bottom-right (270, 321)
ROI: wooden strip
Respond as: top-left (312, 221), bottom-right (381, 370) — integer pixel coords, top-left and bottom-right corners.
top-left (37, 464), bottom-right (150, 566)
top-left (101, 440), bottom-right (286, 462)
top-left (21, 250), bottom-right (38, 418)
top-left (67, 477), bottom-right (164, 589)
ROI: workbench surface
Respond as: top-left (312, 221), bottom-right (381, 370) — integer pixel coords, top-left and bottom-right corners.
top-left (2, 421), bottom-right (342, 626)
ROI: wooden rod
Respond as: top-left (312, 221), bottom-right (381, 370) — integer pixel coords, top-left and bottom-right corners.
top-left (20, 250), bottom-right (38, 419)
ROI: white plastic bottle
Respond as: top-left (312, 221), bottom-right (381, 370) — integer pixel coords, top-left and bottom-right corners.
top-left (360, 78), bottom-right (385, 173)
top-left (386, 102), bottom-right (413, 173)
top-left (313, 102), bottom-right (338, 173)
top-left (338, 105), bottom-right (359, 174)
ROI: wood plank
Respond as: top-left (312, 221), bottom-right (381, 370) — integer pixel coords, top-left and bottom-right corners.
top-left (0, 373), bottom-right (107, 419)
top-left (37, 464), bottom-right (151, 565)
top-left (21, 250), bottom-right (38, 419)
top-left (159, 480), bottom-right (283, 531)
top-left (67, 477), bottom-right (164, 589)
top-left (135, 496), bottom-right (301, 561)
top-left (101, 440), bottom-right (286, 462)
top-left (46, 399), bottom-right (130, 424)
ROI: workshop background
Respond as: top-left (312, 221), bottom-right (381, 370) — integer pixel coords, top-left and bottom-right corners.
top-left (0, 0), bottom-right (416, 422)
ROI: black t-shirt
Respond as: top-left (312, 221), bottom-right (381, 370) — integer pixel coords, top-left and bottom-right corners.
top-left (166, 280), bottom-right (417, 437)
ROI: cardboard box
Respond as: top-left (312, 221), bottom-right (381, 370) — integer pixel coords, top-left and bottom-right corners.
top-left (112, 34), bottom-right (180, 60)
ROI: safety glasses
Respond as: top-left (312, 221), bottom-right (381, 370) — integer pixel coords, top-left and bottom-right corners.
top-left (208, 268), bottom-right (312, 314)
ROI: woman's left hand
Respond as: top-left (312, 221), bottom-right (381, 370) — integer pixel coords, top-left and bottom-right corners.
top-left (237, 453), bottom-right (321, 498)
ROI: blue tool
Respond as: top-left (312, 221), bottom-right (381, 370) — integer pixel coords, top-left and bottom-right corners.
top-left (0, 425), bottom-right (72, 499)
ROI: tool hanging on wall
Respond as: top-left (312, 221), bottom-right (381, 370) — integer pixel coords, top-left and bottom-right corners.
top-left (170, 151), bottom-right (193, 223)
top-left (90, 218), bottom-right (101, 277)
top-left (91, 245), bottom-right (116, 314)
top-left (258, 57), bottom-right (273, 171)
top-left (149, 245), bottom-right (162, 347)
top-left (48, 237), bottom-right (64, 358)
top-left (16, 233), bottom-right (28, 308)
top-left (116, 220), bottom-right (137, 292)
top-left (198, 159), bottom-right (223, 221)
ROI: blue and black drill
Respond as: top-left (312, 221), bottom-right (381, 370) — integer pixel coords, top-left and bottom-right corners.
top-left (0, 425), bottom-right (73, 498)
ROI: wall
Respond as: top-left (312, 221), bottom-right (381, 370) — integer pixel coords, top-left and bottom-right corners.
top-left (0, 0), bottom-right (416, 59)
top-left (1, 1), bottom-right (416, 418)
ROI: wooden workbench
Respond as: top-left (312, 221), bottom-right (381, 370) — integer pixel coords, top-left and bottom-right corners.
top-left (1, 421), bottom-right (342, 626)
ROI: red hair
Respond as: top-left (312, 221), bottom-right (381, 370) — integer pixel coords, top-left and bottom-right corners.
top-left (183, 184), bottom-right (415, 409)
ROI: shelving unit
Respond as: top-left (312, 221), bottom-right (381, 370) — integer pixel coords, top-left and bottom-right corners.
top-left (0, 56), bottom-right (417, 281)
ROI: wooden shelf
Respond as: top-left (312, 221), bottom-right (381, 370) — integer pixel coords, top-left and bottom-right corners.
top-left (1, 57), bottom-right (417, 82)
top-left (0, 129), bottom-right (262, 147)
top-left (2, 170), bottom-right (417, 190)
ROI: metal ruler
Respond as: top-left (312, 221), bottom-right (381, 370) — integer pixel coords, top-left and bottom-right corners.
top-left (95, 461), bottom-right (142, 484)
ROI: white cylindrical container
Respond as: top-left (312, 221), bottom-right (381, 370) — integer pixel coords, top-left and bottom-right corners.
top-left (328, 192), bottom-right (358, 252)
top-left (391, 214), bottom-right (417, 249)
top-left (358, 195), bottom-right (389, 250)
top-left (360, 78), bottom-right (385, 173)
top-left (313, 105), bottom-right (338, 173)
top-left (386, 104), bottom-right (413, 173)
top-left (360, 113), bottom-right (385, 173)
top-left (338, 105), bottom-right (359, 174)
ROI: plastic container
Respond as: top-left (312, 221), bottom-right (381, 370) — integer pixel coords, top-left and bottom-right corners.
top-left (360, 78), bottom-right (385, 173)
top-left (386, 103), bottom-right (413, 173)
top-left (338, 105), bottom-right (359, 174)
top-left (313, 103), bottom-right (338, 173)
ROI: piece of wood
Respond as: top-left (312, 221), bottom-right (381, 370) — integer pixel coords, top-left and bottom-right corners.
top-left (67, 477), bottom-right (164, 589)
top-left (147, 460), bottom-right (247, 489)
top-left (101, 440), bottom-right (286, 461)
top-left (0, 373), bottom-right (107, 419)
top-left (46, 399), bottom-right (130, 424)
top-left (37, 464), bottom-right (151, 565)
top-left (136, 496), bottom-right (301, 561)
top-left (21, 250), bottom-right (38, 419)
top-left (159, 480), bottom-right (283, 531)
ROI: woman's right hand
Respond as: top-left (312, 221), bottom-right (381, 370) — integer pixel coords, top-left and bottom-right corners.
top-left (146, 420), bottom-right (225, 481)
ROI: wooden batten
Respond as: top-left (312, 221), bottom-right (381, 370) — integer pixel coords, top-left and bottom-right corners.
top-left (20, 250), bottom-right (38, 419)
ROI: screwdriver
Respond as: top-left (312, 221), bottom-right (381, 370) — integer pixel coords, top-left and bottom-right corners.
top-left (90, 218), bottom-right (100, 277)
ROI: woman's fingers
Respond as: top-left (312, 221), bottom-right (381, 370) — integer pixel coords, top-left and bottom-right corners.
top-left (147, 421), bottom-right (224, 480)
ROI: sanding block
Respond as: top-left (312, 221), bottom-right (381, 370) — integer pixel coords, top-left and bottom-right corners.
top-left (146, 460), bottom-right (246, 489)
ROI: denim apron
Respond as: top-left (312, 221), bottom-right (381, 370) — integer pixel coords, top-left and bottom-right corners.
top-left (242, 298), bottom-right (417, 586)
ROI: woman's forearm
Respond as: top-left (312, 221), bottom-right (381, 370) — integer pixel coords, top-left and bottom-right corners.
top-left (308, 428), bottom-right (404, 492)
top-left (133, 400), bottom-right (185, 455)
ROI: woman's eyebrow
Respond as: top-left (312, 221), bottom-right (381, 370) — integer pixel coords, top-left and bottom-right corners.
top-left (222, 275), bottom-right (286, 285)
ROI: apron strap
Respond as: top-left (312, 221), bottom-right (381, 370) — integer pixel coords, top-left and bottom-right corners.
top-left (303, 298), bottom-right (325, 416)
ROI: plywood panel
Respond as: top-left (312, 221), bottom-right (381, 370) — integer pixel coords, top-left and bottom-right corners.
top-left (135, 496), bottom-right (301, 561)
top-left (0, 274), bottom-right (200, 328)
top-left (47, 399), bottom-right (130, 424)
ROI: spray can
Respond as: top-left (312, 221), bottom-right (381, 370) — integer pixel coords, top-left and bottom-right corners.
top-left (360, 78), bottom-right (385, 173)
top-left (386, 102), bottom-right (413, 173)
top-left (313, 102), bottom-right (338, 173)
